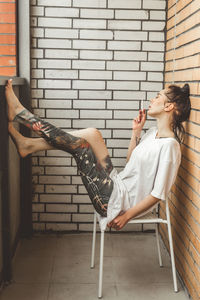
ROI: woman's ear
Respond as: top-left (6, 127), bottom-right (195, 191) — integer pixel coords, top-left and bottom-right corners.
top-left (164, 102), bottom-right (174, 112)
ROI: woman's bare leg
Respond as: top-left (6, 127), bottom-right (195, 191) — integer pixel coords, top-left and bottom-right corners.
top-left (5, 79), bottom-right (114, 217)
top-left (5, 79), bottom-right (112, 172)
top-left (8, 122), bottom-right (53, 157)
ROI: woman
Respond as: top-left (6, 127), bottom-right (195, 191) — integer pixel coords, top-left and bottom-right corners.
top-left (5, 79), bottom-right (191, 231)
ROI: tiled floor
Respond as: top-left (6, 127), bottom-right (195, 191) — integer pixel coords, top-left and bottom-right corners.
top-left (0, 232), bottom-right (189, 300)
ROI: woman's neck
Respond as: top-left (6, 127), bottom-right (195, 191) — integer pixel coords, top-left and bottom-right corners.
top-left (156, 117), bottom-right (174, 138)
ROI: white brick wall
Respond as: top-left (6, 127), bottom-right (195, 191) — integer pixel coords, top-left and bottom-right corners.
top-left (30, 0), bottom-right (166, 232)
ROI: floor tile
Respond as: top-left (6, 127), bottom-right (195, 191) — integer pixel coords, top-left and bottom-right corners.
top-left (13, 257), bottom-right (53, 283)
top-left (48, 283), bottom-right (117, 300)
top-left (116, 283), bottom-right (188, 300)
top-left (51, 255), bottom-right (115, 284)
top-left (0, 283), bottom-right (49, 300)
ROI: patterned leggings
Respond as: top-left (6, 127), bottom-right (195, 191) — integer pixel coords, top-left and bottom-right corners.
top-left (14, 109), bottom-right (114, 217)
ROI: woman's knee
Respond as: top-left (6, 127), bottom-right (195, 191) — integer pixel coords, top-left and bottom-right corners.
top-left (87, 128), bottom-right (102, 141)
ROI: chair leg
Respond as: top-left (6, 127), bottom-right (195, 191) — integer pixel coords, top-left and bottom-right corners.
top-left (98, 230), bottom-right (104, 298)
top-left (166, 200), bottom-right (178, 292)
top-left (155, 223), bottom-right (163, 267)
top-left (91, 212), bottom-right (97, 269)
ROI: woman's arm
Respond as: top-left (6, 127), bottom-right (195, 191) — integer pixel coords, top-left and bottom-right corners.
top-left (107, 194), bottom-right (160, 230)
top-left (127, 109), bottom-right (146, 162)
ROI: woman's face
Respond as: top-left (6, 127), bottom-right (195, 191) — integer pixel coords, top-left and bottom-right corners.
top-left (147, 89), bottom-right (170, 118)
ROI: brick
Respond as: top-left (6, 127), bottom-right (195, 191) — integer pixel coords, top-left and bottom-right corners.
top-left (38, 39), bottom-right (71, 49)
top-left (32, 203), bottom-right (44, 212)
top-left (33, 184), bottom-right (44, 193)
top-left (108, 0), bottom-right (141, 9)
top-left (45, 28), bottom-right (78, 39)
top-left (45, 90), bottom-right (77, 99)
top-left (114, 91), bottom-right (145, 100)
top-left (80, 29), bottom-right (113, 40)
top-left (31, 69), bottom-right (43, 79)
top-left (39, 99), bottom-right (71, 109)
top-left (39, 175), bottom-right (70, 184)
top-left (38, 17), bottom-right (71, 28)
top-left (44, 118), bottom-right (71, 127)
top-left (31, 28), bottom-right (44, 38)
top-left (71, 176), bottom-right (82, 185)
top-left (40, 194), bottom-right (71, 203)
top-left (40, 213), bottom-right (71, 222)
top-left (38, 59), bottom-right (71, 69)
top-left (80, 9), bottom-right (114, 19)
top-left (33, 108), bottom-right (45, 117)
top-left (31, 49), bottom-right (44, 58)
top-left (114, 71), bottom-right (146, 81)
top-left (80, 50), bottom-right (112, 60)
top-left (143, 0), bottom-right (166, 10)
top-left (72, 213), bottom-right (93, 222)
top-left (115, 10), bottom-right (148, 19)
top-left (72, 119), bottom-right (105, 129)
top-left (72, 60), bottom-right (105, 70)
top-left (114, 110), bottom-right (138, 119)
top-left (114, 51), bottom-right (147, 61)
top-left (79, 205), bottom-right (94, 213)
top-left (108, 20), bottom-right (141, 30)
top-left (45, 7), bottom-right (79, 17)
top-left (33, 223), bottom-right (45, 231)
top-left (46, 109), bottom-right (78, 119)
top-left (73, 19), bottom-right (106, 29)
top-left (107, 81), bottom-right (139, 90)
top-left (32, 166), bottom-right (44, 175)
top-left (79, 90), bottom-right (112, 99)
top-left (148, 52), bottom-right (164, 61)
top-left (73, 100), bottom-right (105, 109)
top-left (141, 62), bottom-right (164, 71)
top-left (149, 32), bottom-right (165, 41)
top-left (45, 69), bottom-right (78, 79)
top-left (142, 21), bottom-right (165, 31)
top-left (46, 185), bottom-right (77, 194)
top-left (113, 148), bottom-right (128, 157)
top-left (79, 70), bottom-right (112, 80)
top-left (150, 10), bottom-right (166, 20)
top-left (31, 89), bottom-right (44, 98)
top-left (108, 41), bottom-right (141, 50)
top-left (46, 223), bottom-right (77, 231)
top-left (38, 0), bottom-right (71, 6)
top-left (147, 72), bottom-right (163, 81)
top-left (80, 110), bottom-right (112, 119)
top-left (31, 6), bottom-right (44, 16)
top-left (39, 157), bottom-right (71, 166)
top-left (115, 31), bottom-right (147, 41)
top-left (46, 204), bottom-right (77, 213)
top-left (73, 80), bottom-right (105, 90)
top-left (73, 195), bottom-right (90, 203)
top-left (107, 138), bottom-right (129, 147)
top-left (45, 49), bottom-right (78, 59)
top-left (142, 42), bottom-right (164, 51)
top-left (141, 82), bottom-right (163, 91)
top-left (107, 100), bottom-right (139, 110)
top-left (73, 40), bottom-right (106, 49)
top-left (46, 150), bottom-right (71, 157)
top-left (107, 61), bottom-right (139, 70)
top-left (73, 0), bottom-right (106, 7)
top-left (38, 79), bottom-right (71, 89)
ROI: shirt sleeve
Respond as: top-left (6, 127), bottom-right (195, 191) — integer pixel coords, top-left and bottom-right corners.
top-left (151, 142), bottom-right (181, 201)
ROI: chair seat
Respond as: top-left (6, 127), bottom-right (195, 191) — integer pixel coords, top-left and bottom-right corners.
top-left (129, 210), bottom-right (168, 224)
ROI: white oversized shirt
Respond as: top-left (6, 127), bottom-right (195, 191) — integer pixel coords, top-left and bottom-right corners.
top-left (98, 127), bottom-right (181, 230)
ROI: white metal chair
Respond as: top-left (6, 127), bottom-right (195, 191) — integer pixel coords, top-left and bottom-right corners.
top-left (90, 198), bottom-right (178, 298)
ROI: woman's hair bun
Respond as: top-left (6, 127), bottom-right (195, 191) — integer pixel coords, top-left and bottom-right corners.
top-left (181, 83), bottom-right (190, 97)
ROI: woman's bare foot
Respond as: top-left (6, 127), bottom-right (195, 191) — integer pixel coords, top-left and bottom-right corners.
top-left (8, 122), bottom-right (35, 157)
top-left (5, 79), bottom-right (25, 121)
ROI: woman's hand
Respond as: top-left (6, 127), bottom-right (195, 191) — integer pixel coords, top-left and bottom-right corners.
top-left (132, 109), bottom-right (146, 132)
top-left (107, 211), bottom-right (129, 231)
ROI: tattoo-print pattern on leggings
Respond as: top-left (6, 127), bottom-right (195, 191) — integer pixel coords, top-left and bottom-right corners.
top-left (14, 109), bottom-right (114, 217)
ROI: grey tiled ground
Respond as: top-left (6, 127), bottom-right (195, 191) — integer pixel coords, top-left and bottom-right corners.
top-left (0, 233), bottom-right (189, 300)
